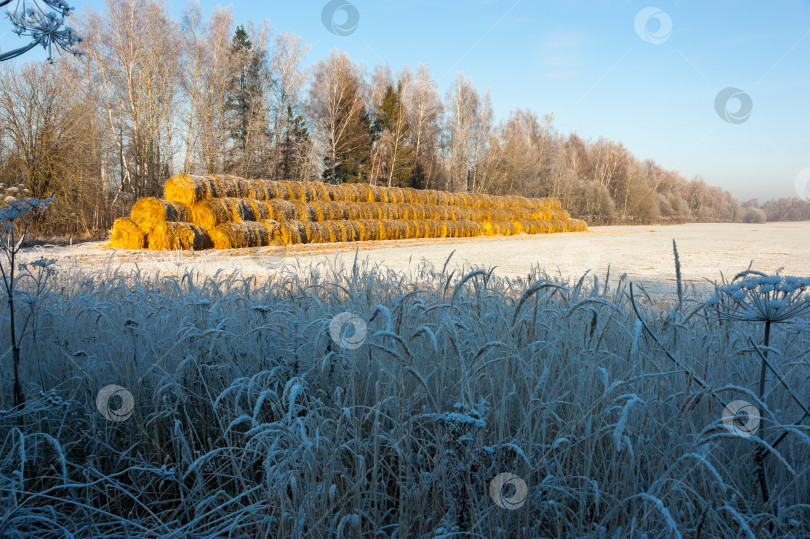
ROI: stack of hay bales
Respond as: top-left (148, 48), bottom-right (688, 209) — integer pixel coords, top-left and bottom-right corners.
top-left (108, 174), bottom-right (587, 250)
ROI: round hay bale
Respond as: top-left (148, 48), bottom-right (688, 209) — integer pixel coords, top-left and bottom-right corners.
top-left (164, 174), bottom-right (215, 205)
top-left (326, 200), bottom-right (347, 220)
top-left (288, 200), bottom-right (312, 221)
top-left (390, 187), bottom-right (406, 204)
top-left (149, 222), bottom-right (211, 251)
top-left (341, 202), bottom-right (358, 220)
top-left (248, 199), bottom-right (272, 221)
top-left (371, 185), bottom-right (388, 203)
top-left (301, 182), bottom-right (319, 202)
top-left (307, 200), bottom-right (326, 222)
top-left (307, 222), bottom-right (326, 244)
top-left (207, 221), bottom-right (271, 249)
top-left (190, 198), bottom-right (232, 229)
top-left (320, 182), bottom-right (336, 201)
top-left (223, 174), bottom-right (256, 199)
top-left (275, 221), bottom-right (299, 245)
top-left (108, 217), bottom-right (145, 249)
top-left (289, 181), bottom-right (307, 201)
top-left (247, 179), bottom-right (269, 200)
top-left (309, 181), bottom-right (330, 201)
top-left (274, 181), bottom-right (293, 200)
top-left (352, 183), bottom-right (372, 203)
top-left (131, 197), bottom-right (192, 234)
top-left (344, 220), bottom-right (360, 242)
top-left (412, 220), bottom-right (427, 238)
top-left (268, 199), bottom-right (295, 222)
top-left (191, 198), bottom-right (259, 229)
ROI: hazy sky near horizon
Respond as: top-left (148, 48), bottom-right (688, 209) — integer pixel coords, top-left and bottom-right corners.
top-left (4, 0), bottom-right (809, 202)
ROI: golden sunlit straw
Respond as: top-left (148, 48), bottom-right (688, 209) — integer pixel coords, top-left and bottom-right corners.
top-left (115, 174), bottom-right (587, 250)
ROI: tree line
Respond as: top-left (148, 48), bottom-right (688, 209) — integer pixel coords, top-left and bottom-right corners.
top-left (0, 0), bottom-right (805, 237)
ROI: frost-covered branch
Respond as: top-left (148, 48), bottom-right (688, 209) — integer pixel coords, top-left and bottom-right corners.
top-left (0, 0), bottom-right (82, 62)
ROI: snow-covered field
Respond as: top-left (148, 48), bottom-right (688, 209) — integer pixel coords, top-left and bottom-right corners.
top-left (2, 222), bottom-right (808, 536)
top-left (24, 222), bottom-right (810, 297)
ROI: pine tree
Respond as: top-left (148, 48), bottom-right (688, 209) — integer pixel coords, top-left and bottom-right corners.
top-left (371, 83), bottom-right (413, 187)
top-left (320, 74), bottom-right (370, 184)
top-left (277, 105), bottom-right (312, 181)
top-left (226, 25), bottom-right (271, 178)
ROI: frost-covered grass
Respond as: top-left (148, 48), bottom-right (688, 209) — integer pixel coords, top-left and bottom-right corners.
top-left (0, 256), bottom-right (808, 537)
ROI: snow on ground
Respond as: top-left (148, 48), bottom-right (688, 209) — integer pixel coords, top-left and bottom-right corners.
top-left (23, 221), bottom-right (810, 296)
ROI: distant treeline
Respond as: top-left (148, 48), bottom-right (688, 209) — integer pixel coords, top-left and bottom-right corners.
top-left (0, 0), bottom-right (805, 237)
top-left (739, 198), bottom-right (810, 223)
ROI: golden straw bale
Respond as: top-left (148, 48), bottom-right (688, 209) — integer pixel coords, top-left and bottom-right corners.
top-left (320, 221), bottom-right (339, 242)
top-left (108, 217), bottom-right (145, 249)
top-left (568, 218), bottom-right (588, 231)
top-left (423, 220), bottom-right (440, 238)
top-left (164, 174), bottom-right (214, 205)
top-left (341, 202), bottom-right (358, 220)
top-left (268, 200), bottom-right (296, 222)
top-left (190, 198), bottom-right (259, 229)
top-left (549, 209), bottom-right (570, 220)
top-left (288, 181), bottom-right (307, 201)
top-left (413, 220), bottom-right (428, 238)
top-left (339, 184), bottom-right (360, 202)
top-left (227, 175), bottom-right (258, 198)
top-left (326, 201), bottom-right (347, 220)
top-left (300, 182), bottom-right (318, 202)
top-left (354, 220), bottom-right (368, 241)
top-left (307, 200), bottom-right (326, 221)
top-left (320, 221), bottom-right (337, 243)
top-left (402, 187), bottom-right (419, 204)
top-left (148, 222), bottom-right (211, 251)
top-left (307, 221), bottom-right (326, 243)
top-left (207, 221), bottom-right (272, 249)
top-left (308, 181), bottom-right (330, 201)
top-left (200, 175), bottom-right (234, 199)
top-left (247, 179), bottom-right (269, 200)
top-left (377, 220), bottom-right (390, 240)
top-left (369, 219), bottom-right (385, 241)
top-left (275, 221), bottom-right (300, 244)
top-left (344, 220), bottom-right (360, 242)
top-left (259, 180), bottom-right (279, 199)
top-left (292, 220), bottom-right (308, 243)
top-left (422, 205), bottom-right (439, 220)
top-left (369, 202), bottom-right (385, 219)
top-left (328, 184), bottom-right (346, 202)
top-left (388, 186), bottom-right (402, 204)
top-left (352, 183), bottom-right (372, 203)
top-left (273, 181), bottom-right (292, 200)
top-left (288, 200), bottom-right (312, 221)
top-left (356, 203), bottom-right (372, 220)
top-left (248, 199), bottom-right (272, 221)
top-left (390, 220), bottom-right (407, 240)
top-left (335, 221), bottom-right (350, 242)
top-left (131, 197), bottom-right (193, 233)
top-left (341, 183), bottom-right (357, 202)
top-left (190, 198), bottom-right (232, 229)
top-left (371, 185), bottom-right (388, 203)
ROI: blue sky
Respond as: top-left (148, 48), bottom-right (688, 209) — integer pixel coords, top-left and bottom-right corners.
top-left (4, 0), bottom-right (809, 202)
